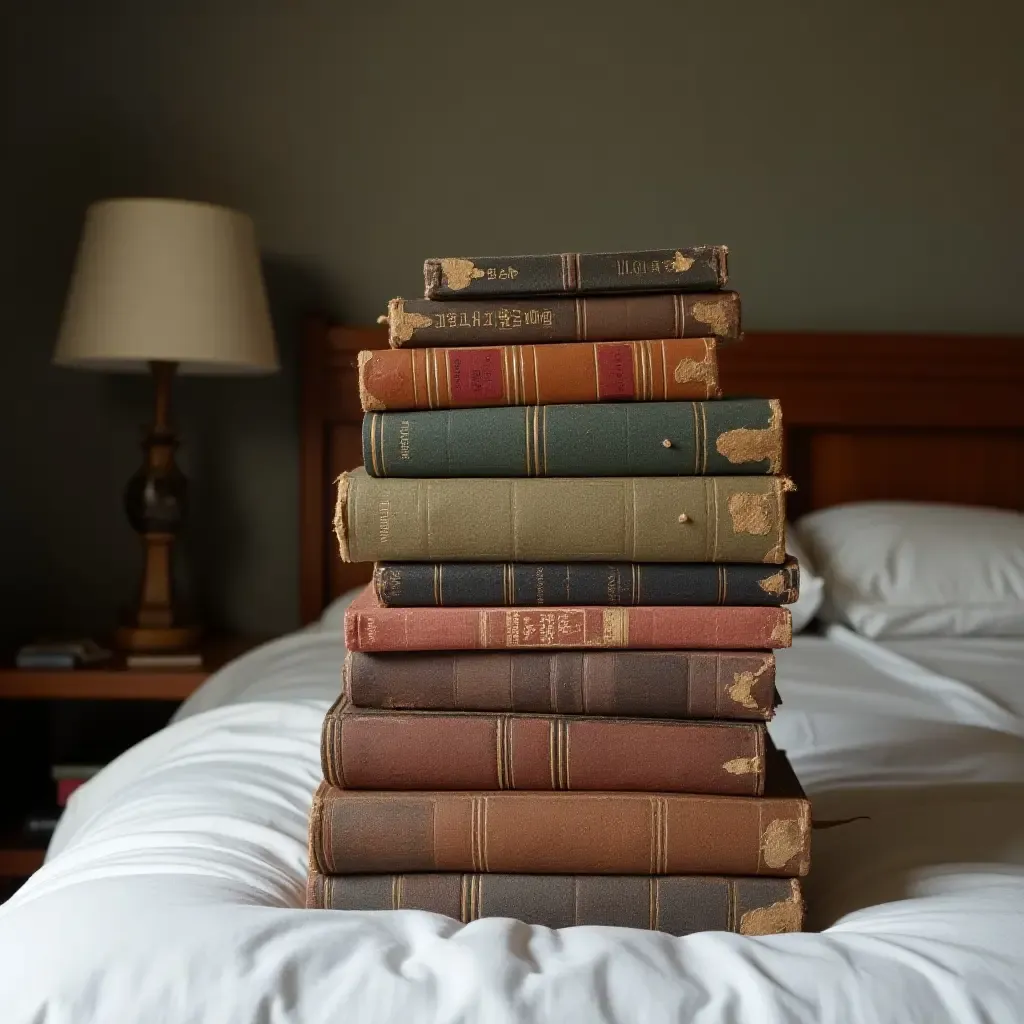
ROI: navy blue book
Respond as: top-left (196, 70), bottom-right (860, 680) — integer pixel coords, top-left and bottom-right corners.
top-left (372, 558), bottom-right (799, 608)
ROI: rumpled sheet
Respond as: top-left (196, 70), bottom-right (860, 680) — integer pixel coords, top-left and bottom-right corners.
top-left (1, 597), bottom-right (1023, 1023)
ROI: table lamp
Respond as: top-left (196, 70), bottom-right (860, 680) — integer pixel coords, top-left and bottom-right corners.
top-left (53, 197), bottom-right (279, 652)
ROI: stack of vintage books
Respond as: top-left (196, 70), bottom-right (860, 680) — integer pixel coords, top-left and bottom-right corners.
top-left (307, 246), bottom-right (811, 935)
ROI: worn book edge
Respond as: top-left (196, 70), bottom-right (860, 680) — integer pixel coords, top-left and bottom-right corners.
top-left (739, 878), bottom-right (803, 935)
top-left (333, 473), bottom-right (352, 562)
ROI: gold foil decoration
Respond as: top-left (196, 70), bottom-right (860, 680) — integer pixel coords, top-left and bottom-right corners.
top-left (439, 258), bottom-right (485, 291)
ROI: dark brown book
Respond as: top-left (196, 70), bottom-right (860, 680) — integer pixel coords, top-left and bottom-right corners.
top-left (381, 292), bottom-right (741, 347)
top-left (423, 246), bottom-right (729, 299)
top-left (322, 697), bottom-right (767, 795)
top-left (344, 649), bottom-right (778, 721)
top-left (307, 869), bottom-right (804, 936)
top-left (308, 749), bottom-right (811, 877)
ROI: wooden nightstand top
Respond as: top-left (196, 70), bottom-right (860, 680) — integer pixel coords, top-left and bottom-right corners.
top-left (0, 637), bottom-right (267, 701)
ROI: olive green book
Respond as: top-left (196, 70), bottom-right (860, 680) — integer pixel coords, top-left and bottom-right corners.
top-left (335, 469), bottom-right (791, 564)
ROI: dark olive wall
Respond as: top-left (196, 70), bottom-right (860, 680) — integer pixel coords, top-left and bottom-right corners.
top-left (2, 1), bottom-right (1022, 638)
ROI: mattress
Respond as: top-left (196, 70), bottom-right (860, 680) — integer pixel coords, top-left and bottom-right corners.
top-left (1, 595), bottom-right (1023, 1023)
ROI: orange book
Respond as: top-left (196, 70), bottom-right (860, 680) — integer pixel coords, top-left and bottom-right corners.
top-left (358, 337), bottom-right (719, 412)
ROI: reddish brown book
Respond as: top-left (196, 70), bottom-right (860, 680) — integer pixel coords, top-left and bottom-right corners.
top-left (344, 649), bottom-right (778, 721)
top-left (343, 584), bottom-right (792, 652)
top-left (321, 697), bottom-right (767, 795)
top-left (381, 293), bottom-right (740, 347)
top-left (358, 336), bottom-right (719, 412)
top-left (307, 751), bottom-right (811, 877)
top-left (306, 869), bottom-right (805, 936)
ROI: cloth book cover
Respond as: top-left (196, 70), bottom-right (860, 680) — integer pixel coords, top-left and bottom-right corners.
top-left (381, 293), bottom-right (740, 347)
top-left (343, 584), bottom-right (792, 652)
top-left (321, 697), bottom-right (768, 795)
top-left (372, 558), bottom-right (799, 608)
top-left (306, 870), bottom-right (804, 936)
top-left (307, 748), bottom-right (811, 877)
top-left (423, 246), bottom-right (729, 298)
top-left (358, 337), bottom-right (720, 413)
top-left (362, 398), bottom-right (781, 478)
top-left (336, 469), bottom-right (791, 564)
top-left (344, 649), bottom-right (779, 721)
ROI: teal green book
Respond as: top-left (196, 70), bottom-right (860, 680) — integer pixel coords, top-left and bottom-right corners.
top-left (362, 399), bottom-right (781, 478)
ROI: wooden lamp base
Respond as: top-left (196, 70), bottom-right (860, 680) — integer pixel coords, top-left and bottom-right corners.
top-left (115, 362), bottom-right (202, 654)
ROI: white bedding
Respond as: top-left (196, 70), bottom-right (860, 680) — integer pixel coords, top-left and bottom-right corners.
top-left (2, 595), bottom-right (1024, 1023)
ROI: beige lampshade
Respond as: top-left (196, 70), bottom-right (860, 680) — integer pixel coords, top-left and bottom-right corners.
top-left (54, 197), bottom-right (279, 374)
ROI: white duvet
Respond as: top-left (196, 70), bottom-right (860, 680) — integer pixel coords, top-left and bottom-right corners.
top-left (2, 593), bottom-right (1024, 1023)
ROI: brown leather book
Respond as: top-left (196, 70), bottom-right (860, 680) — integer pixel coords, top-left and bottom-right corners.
top-left (308, 750), bottom-right (811, 877)
top-left (307, 869), bottom-right (804, 936)
top-left (343, 584), bottom-right (792, 652)
top-left (321, 697), bottom-right (768, 795)
top-left (381, 293), bottom-right (740, 347)
top-left (344, 649), bottom-right (778, 721)
top-left (358, 337), bottom-right (719, 412)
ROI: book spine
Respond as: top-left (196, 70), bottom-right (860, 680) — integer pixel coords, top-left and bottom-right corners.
top-left (362, 399), bottom-right (781, 478)
top-left (309, 783), bottom-right (812, 876)
top-left (383, 293), bottom-right (741, 348)
top-left (344, 649), bottom-right (778, 720)
top-left (336, 470), bottom-right (790, 564)
top-left (373, 559), bottom-right (800, 607)
top-left (344, 601), bottom-right (791, 652)
top-left (358, 337), bottom-right (720, 413)
top-left (323, 701), bottom-right (767, 795)
top-left (307, 870), bottom-right (804, 937)
top-left (423, 247), bottom-right (729, 299)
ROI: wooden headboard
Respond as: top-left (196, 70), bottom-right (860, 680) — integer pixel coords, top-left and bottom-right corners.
top-left (299, 322), bottom-right (1024, 623)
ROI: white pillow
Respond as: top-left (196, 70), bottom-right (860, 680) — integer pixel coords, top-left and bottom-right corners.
top-left (786, 526), bottom-right (825, 633)
top-left (795, 502), bottom-right (1024, 638)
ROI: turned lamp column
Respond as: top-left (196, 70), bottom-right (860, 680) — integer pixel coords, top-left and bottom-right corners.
top-left (115, 360), bottom-right (200, 651)
top-left (53, 197), bottom-right (279, 653)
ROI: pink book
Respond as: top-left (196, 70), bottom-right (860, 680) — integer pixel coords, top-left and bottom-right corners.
top-left (343, 584), bottom-right (792, 652)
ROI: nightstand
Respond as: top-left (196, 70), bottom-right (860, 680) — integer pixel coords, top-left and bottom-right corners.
top-left (0, 637), bottom-right (264, 889)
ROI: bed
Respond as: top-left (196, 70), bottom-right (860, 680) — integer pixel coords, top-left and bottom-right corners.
top-left (2, 326), bottom-right (1024, 1023)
